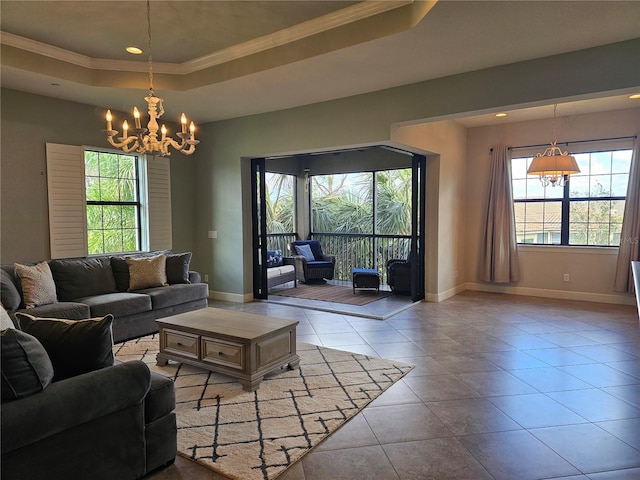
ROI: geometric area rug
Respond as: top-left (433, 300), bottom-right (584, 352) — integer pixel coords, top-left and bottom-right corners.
top-left (114, 335), bottom-right (413, 480)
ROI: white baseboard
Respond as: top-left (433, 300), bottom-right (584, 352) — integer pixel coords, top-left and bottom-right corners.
top-left (208, 290), bottom-right (254, 303)
top-left (465, 282), bottom-right (636, 306)
top-left (209, 283), bottom-right (636, 308)
top-left (425, 284), bottom-right (467, 303)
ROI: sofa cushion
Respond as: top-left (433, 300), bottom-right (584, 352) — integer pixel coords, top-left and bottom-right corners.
top-left (307, 261), bottom-right (334, 269)
top-left (127, 254), bottom-right (168, 291)
top-left (15, 313), bottom-right (114, 381)
top-left (14, 262), bottom-right (58, 309)
top-left (16, 302), bottom-right (91, 321)
top-left (166, 252), bottom-right (192, 284)
top-left (77, 292), bottom-right (152, 318)
top-left (138, 284), bottom-right (209, 310)
top-left (267, 249), bottom-right (284, 267)
top-left (1, 329), bottom-right (54, 401)
top-left (294, 244), bottom-right (316, 262)
top-left (0, 268), bottom-right (22, 311)
top-left (49, 257), bottom-right (116, 301)
top-left (266, 264), bottom-right (295, 279)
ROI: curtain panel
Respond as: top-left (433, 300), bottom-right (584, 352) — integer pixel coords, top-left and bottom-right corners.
top-left (480, 145), bottom-right (520, 283)
top-left (614, 138), bottom-right (640, 293)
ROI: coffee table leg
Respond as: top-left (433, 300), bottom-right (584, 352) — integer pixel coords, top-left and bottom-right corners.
top-left (288, 356), bottom-right (300, 370)
top-left (241, 377), bottom-right (263, 392)
top-left (156, 354), bottom-right (169, 367)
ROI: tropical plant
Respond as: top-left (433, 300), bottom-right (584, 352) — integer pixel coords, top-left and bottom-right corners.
top-left (265, 173), bottom-right (295, 234)
top-left (85, 151), bottom-right (139, 254)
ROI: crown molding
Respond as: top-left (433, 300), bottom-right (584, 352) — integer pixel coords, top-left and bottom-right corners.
top-left (1, 1), bottom-right (412, 75)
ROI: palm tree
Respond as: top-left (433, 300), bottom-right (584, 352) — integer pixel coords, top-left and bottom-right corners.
top-left (310, 169), bottom-right (413, 277)
top-left (85, 151), bottom-right (138, 254)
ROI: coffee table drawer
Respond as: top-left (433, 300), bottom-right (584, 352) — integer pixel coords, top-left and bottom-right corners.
top-left (202, 337), bottom-right (245, 370)
top-left (163, 329), bottom-right (199, 359)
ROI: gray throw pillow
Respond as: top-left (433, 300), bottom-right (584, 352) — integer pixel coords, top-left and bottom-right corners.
top-left (166, 252), bottom-right (192, 284)
top-left (0, 268), bottom-right (22, 311)
top-left (14, 262), bottom-right (58, 309)
top-left (295, 244), bottom-right (316, 262)
top-left (15, 313), bottom-right (114, 381)
top-left (1, 304), bottom-right (15, 330)
top-left (1, 329), bottom-right (54, 401)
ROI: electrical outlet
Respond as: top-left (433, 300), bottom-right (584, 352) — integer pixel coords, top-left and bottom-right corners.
top-left (204, 274), bottom-right (209, 282)
top-left (208, 231), bottom-right (217, 239)
top-left (563, 274), bottom-right (570, 282)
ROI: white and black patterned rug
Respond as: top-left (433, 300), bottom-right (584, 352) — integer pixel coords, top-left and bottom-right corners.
top-left (114, 335), bottom-right (413, 480)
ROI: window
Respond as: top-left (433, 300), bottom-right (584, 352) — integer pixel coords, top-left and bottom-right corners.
top-left (512, 147), bottom-right (632, 246)
top-left (46, 143), bottom-right (171, 259)
top-left (265, 172), bottom-right (296, 234)
top-left (85, 150), bottom-right (141, 254)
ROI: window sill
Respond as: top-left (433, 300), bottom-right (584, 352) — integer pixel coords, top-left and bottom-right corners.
top-left (517, 244), bottom-right (619, 255)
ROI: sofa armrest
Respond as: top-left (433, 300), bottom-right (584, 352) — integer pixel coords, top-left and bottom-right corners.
top-left (188, 270), bottom-right (202, 283)
top-left (320, 254), bottom-right (336, 265)
top-left (1, 361), bottom-right (151, 454)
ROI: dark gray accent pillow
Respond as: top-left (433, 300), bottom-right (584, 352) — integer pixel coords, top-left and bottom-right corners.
top-left (0, 268), bottom-right (22, 311)
top-left (15, 313), bottom-right (114, 381)
top-left (110, 256), bottom-right (130, 292)
top-left (49, 257), bottom-right (116, 301)
top-left (1, 329), bottom-right (54, 401)
top-left (166, 252), bottom-right (192, 284)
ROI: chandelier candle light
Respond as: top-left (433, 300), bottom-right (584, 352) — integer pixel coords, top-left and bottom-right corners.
top-left (104, 1), bottom-right (198, 156)
top-left (527, 104), bottom-right (579, 187)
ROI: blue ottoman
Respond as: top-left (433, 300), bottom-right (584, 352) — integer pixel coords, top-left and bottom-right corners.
top-left (352, 268), bottom-right (380, 294)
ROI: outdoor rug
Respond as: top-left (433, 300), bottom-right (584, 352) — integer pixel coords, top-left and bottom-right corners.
top-left (114, 335), bottom-right (413, 480)
top-left (273, 284), bottom-right (392, 306)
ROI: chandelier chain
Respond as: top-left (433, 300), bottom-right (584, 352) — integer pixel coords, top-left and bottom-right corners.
top-left (147, 0), bottom-right (154, 94)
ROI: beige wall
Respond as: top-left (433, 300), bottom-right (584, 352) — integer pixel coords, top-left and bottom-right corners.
top-left (464, 107), bottom-right (640, 305)
top-left (391, 121), bottom-right (467, 301)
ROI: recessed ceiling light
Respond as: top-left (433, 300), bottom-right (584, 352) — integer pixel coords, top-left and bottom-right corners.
top-left (629, 94), bottom-right (640, 99)
top-left (126, 46), bottom-right (143, 55)
top-left (495, 112), bottom-right (508, 118)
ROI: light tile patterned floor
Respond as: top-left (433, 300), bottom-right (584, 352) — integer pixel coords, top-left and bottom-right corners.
top-left (146, 291), bottom-right (640, 480)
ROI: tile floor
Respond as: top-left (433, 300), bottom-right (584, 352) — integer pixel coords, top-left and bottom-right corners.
top-left (147, 291), bottom-right (640, 480)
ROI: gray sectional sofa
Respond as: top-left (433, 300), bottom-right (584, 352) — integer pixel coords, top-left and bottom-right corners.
top-left (1, 251), bottom-right (208, 343)
top-left (1, 318), bottom-right (177, 479)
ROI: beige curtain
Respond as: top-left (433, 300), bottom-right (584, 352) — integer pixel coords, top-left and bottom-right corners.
top-left (480, 145), bottom-right (520, 283)
top-left (614, 138), bottom-right (640, 293)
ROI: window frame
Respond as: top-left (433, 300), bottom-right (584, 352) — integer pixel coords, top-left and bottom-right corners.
top-left (512, 144), bottom-right (632, 247)
top-left (85, 149), bottom-right (143, 254)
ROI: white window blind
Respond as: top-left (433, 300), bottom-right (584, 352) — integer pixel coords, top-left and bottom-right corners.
top-left (46, 143), bottom-right (87, 259)
top-left (147, 157), bottom-right (172, 251)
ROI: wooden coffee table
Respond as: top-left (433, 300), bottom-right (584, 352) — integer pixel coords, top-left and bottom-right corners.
top-left (156, 308), bottom-right (299, 391)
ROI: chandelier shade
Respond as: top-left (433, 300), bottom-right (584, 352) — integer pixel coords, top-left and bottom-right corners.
top-left (103, 1), bottom-right (198, 156)
top-left (527, 105), bottom-right (579, 187)
top-left (527, 141), bottom-right (580, 187)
